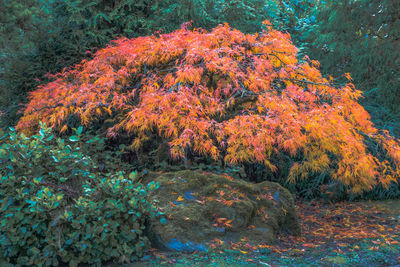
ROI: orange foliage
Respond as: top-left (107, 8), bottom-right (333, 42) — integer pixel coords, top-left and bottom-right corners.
top-left (17, 21), bottom-right (400, 193)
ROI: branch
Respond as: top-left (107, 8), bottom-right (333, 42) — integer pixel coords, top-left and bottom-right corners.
top-left (39, 180), bottom-right (80, 198)
top-left (167, 82), bottom-right (182, 92)
top-left (285, 78), bottom-right (332, 87)
top-left (32, 103), bottom-right (64, 112)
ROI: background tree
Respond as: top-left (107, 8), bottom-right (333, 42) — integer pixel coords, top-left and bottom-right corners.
top-left (264, 0), bottom-right (320, 57)
top-left (307, 0), bottom-right (400, 136)
top-left (0, 0), bottom-right (54, 125)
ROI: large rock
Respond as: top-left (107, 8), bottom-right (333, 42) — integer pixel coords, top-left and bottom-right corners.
top-left (145, 170), bottom-right (301, 252)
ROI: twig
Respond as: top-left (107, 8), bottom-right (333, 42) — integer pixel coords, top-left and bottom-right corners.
top-left (168, 82), bottom-right (182, 92)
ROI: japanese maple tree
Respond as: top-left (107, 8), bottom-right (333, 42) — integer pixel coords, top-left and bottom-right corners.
top-left (17, 21), bottom-right (400, 193)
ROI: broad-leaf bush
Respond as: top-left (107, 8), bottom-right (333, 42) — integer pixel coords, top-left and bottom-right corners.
top-left (16, 23), bottom-right (400, 196)
top-left (0, 124), bottom-right (160, 266)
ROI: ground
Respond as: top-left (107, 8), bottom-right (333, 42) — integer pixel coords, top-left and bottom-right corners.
top-left (115, 199), bottom-right (400, 266)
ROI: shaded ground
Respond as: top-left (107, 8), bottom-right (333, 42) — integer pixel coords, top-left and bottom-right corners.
top-left (114, 199), bottom-right (400, 266)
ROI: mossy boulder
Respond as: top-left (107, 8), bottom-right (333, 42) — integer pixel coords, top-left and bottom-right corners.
top-left (145, 170), bottom-right (301, 252)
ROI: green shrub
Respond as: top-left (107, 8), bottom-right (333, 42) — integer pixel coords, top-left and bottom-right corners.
top-left (0, 123), bottom-right (160, 266)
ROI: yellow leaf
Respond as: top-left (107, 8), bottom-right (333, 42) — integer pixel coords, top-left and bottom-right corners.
top-left (60, 124), bottom-right (68, 133)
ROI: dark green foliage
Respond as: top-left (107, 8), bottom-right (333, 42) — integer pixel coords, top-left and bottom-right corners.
top-left (307, 0), bottom-right (400, 135)
top-left (0, 124), bottom-right (160, 266)
top-left (0, 0), bottom-right (54, 125)
top-left (264, 0), bottom-right (320, 56)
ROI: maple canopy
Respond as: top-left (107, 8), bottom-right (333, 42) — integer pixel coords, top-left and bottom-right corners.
top-left (17, 21), bottom-right (400, 193)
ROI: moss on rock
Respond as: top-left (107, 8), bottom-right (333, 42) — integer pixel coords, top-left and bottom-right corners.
top-left (145, 170), bottom-right (301, 252)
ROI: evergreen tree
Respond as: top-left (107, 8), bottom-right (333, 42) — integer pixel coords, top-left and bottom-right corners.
top-left (0, 0), bottom-right (54, 124)
top-left (264, 0), bottom-right (320, 56)
top-left (308, 0), bottom-right (400, 135)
